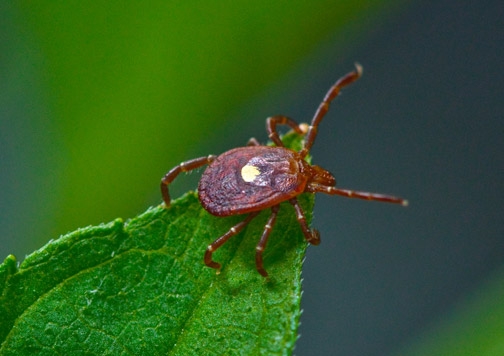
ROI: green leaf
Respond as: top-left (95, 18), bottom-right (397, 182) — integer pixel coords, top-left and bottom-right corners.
top-left (0, 133), bottom-right (314, 355)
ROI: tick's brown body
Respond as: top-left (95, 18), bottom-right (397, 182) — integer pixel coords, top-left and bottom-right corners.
top-left (199, 146), bottom-right (312, 216)
top-left (161, 64), bottom-right (407, 277)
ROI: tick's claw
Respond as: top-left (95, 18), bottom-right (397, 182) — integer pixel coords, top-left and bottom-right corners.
top-left (206, 259), bottom-right (221, 271)
top-left (309, 229), bottom-right (321, 245)
top-left (257, 267), bottom-right (268, 278)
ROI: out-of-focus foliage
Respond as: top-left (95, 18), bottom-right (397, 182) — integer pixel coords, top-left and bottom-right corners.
top-left (399, 267), bottom-right (504, 356)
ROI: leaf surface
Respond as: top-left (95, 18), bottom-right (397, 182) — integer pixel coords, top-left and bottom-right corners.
top-left (0, 133), bottom-right (313, 355)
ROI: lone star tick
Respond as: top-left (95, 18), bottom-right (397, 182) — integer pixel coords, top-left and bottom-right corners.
top-left (161, 64), bottom-right (407, 277)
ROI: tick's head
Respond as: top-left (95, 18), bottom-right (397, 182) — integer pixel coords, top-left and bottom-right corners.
top-left (307, 164), bottom-right (336, 187)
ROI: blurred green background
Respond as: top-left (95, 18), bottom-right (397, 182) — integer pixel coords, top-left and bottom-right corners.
top-left (1, 0), bottom-right (401, 254)
top-left (1, 1), bottom-right (503, 355)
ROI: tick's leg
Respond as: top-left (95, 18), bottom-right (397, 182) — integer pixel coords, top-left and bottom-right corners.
top-left (160, 155), bottom-right (216, 206)
top-left (289, 198), bottom-right (320, 245)
top-left (204, 211), bottom-right (261, 273)
top-left (267, 115), bottom-right (305, 147)
top-left (300, 64), bottom-right (363, 158)
top-left (255, 205), bottom-right (280, 277)
top-left (247, 137), bottom-right (261, 146)
top-left (307, 183), bottom-right (408, 206)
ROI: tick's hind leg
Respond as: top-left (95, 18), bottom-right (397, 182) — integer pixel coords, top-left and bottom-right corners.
top-left (255, 205), bottom-right (280, 277)
top-left (204, 211), bottom-right (260, 273)
top-left (289, 197), bottom-right (320, 245)
top-left (161, 155), bottom-right (216, 206)
top-left (266, 115), bottom-right (306, 147)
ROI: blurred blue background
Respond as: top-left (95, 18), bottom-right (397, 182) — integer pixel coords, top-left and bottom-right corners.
top-left (1, 1), bottom-right (503, 355)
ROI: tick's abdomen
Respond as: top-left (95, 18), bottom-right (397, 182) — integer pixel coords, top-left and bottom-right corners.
top-left (198, 146), bottom-right (308, 216)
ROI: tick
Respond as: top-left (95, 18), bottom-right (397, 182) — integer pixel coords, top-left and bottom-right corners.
top-left (161, 64), bottom-right (407, 277)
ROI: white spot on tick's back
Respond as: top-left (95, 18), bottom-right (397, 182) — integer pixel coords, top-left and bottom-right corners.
top-left (241, 164), bottom-right (260, 183)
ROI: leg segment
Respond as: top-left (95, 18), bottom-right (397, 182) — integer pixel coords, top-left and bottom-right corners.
top-left (300, 64), bottom-right (363, 158)
top-left (160, 155), bottom-right (216, 206)
top-left (307, 183), bottom-right (408, 206)
top-left (204, 211), bottom-right (260, 273)
top-left (266, 115), bottom-right (306, 147)
top-left (289, 197), bottom-right (320, 245)
top-left (255, 205), bottom-right (280, 277)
